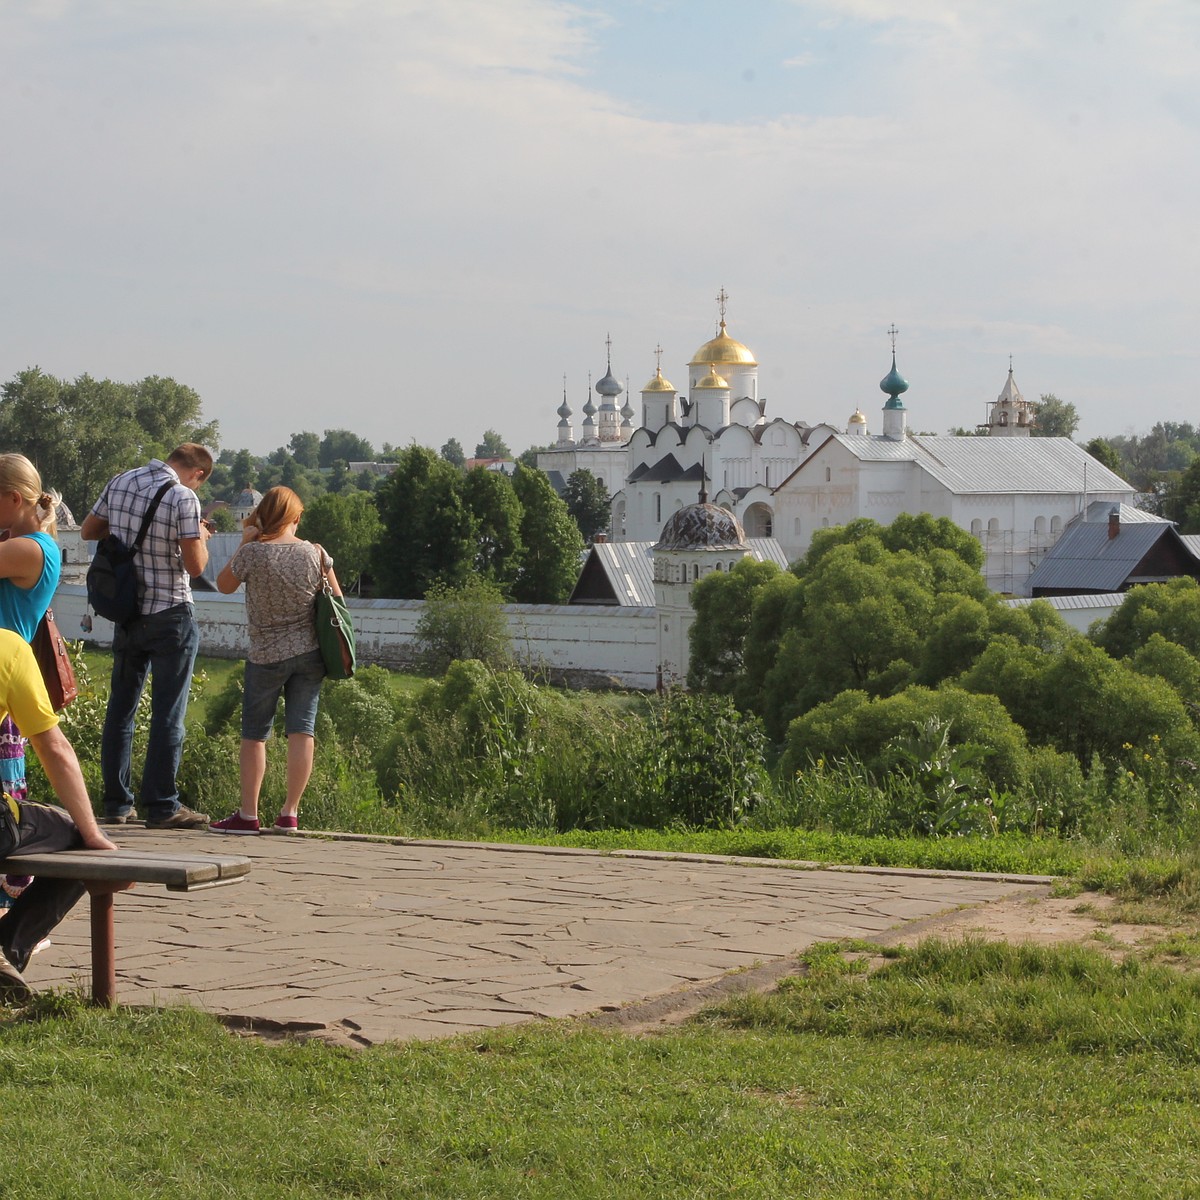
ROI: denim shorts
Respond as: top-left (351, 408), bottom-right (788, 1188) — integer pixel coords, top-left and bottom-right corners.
top-left (242, 650), bottom-right (326, 741)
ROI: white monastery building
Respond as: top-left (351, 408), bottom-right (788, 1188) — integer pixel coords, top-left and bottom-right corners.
top-left (539, 295), bottom-right (1136, 595)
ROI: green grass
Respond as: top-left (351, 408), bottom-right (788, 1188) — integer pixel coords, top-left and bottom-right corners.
top-left (4, 942), bottom-right (1200, 1198)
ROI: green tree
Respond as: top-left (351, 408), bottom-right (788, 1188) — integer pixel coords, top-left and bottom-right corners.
top-left (474, 429), bottom-right (511, 459)
top-left (511, 464), bottom-right (583, 604)
top-left (131, 376), bottom-right (218, 456)
top-left (207, 507), bottom-right (239, 533)
top-left (289, 431), bottom-right (321, 468)
top-left (440, 438), bottom-right (466, 468)
top-left (0, 368), bottom-right (219, 515)
top-left (461, 467), bottom-right (524, 595)
top-left (1160, 458), bottom-right (1200, 532)
top-left (1090, 578), bottom-right (1200, 659)
top-left (687, 558), bottom-right (782, 694)
top-left (300, 491), bottom-right (383, 593)
top-left (320, 429), bottom-right (375, 468)
top-left (1085, 437), bottom-right (1121, 474)
top-left (561, 469), bottom-right (611, 542)
top-left (1031, 394), bottom-right (1079, 438)
top-left (372, 446), bottom-right (476, 598)
top-left (231, 449), bottom-right (257, 491)
top-left (414, 577), bottom-right (512, 674)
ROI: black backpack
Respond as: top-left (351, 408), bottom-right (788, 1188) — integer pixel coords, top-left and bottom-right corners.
top-left (86, 481), bottom-right (174, 626)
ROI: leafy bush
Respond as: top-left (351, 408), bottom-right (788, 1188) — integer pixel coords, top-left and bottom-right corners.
top-left (642, 692), bottom-right (770, 828)
top-left (415, 578), bottom-right (512, 674)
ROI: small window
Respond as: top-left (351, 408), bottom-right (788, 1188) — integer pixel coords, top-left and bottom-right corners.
top-left (1034, 516), bottom-right (1046, 534)
top-left (655, 494), bottom-right (661, 523)
top-left (1051, 515), bottom-right (1063, 534)
top-left (987, 518), bottom-right (1000, 536)
top-left (794, 517), bottom-right (802, 535)
top-left (825, 466), bottom-right (831, 482)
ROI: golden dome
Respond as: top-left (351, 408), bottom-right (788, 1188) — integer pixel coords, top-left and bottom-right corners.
top-left (690, 319), bottom-right (757, 367)
top-left (848, 409), bottom-right (867, 425)
top-left (696, 365), bottom-right (729, 389)
top-left (642, 367), bottom-right (676, 393)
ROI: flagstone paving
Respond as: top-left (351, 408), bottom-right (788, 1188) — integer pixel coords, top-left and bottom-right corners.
top-left (21, 828), bottom-right (1049, 1045)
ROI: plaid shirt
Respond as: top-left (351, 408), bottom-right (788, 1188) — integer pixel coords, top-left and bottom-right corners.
top-left (90, 460), bottom-right (203, 615)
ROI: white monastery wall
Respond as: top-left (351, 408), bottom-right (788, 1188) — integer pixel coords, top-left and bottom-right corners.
top-left (52, 584), bottom-right (659, 691)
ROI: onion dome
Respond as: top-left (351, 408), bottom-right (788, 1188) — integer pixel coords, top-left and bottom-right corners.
top-left (848, 408), bottom-right (867, 428)
top-left (695, 365), bottom-right (729, 389)
top-left (690, 319), bottom-right (757, 367)
top-left (642, 366), bottom-right (676, 393)
top-left (879, 353), bottom-right (909, 405)
top-left (557, 395), bottom-right (572, 419)
top-left (653, 502), bottom-right (746, 552)
top-left (621, 397), bottom-right (635, 422)
top-left (595, 366), bottom-right (623, 397)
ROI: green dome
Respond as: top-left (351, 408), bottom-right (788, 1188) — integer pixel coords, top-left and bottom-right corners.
top-left (879, 353), bottom-right (909, 406)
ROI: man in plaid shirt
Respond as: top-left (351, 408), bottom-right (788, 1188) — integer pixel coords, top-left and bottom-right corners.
top-left (81, 444), bottom-right (215, 829)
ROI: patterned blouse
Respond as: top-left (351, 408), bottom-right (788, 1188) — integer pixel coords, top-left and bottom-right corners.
top-left (227, 540), bottom-right (334, 664)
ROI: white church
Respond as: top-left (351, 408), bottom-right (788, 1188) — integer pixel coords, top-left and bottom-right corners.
top-left (539, 294), bottom-right (1136, 595)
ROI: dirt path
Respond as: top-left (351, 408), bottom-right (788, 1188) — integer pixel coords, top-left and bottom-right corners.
top-left (592, 887), bottom-right (1180, 1036)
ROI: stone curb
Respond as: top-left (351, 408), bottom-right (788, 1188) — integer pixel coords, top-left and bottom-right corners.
top-left (272, 827), bottom-right (1058, 886)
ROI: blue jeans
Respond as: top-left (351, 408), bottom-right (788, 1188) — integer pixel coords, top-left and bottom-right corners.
top-left (101, 604), bottom-right (200, 822)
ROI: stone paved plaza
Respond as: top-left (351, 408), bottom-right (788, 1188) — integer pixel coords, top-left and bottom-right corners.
top-left (22, 828), bottom-right (1048, 1045)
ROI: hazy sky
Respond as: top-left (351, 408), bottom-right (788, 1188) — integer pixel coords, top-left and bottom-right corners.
top-left (2, 1), bottom-right (1197, 459)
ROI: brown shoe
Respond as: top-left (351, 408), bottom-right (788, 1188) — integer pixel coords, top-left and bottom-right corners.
top-left (0, 947), bottom-right (33, 1003)
top-left (145, 805), bottom-right (211, 830)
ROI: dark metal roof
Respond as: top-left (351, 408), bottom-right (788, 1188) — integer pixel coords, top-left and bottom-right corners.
top-left (1026, 521), bottom-right (1200, 593)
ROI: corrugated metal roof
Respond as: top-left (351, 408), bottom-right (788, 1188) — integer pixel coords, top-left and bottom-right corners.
top-left (1025, 522), bottom-right (1184, 592)
top-left (828, 434), bottom-right (1135, 496)
top-left (579, 538), bottom-right (790, 606)
top-left (1074, 500), bottom-right (1165, 526)
top-left (1006, 592), bottom-right (1128, 612)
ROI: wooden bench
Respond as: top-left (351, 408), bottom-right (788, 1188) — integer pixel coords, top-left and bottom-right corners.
top-left (0, 849), bottom-right (251, 1005)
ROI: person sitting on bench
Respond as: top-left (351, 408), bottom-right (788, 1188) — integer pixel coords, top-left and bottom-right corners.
top-left (0, 628), bottom-right (116, 999)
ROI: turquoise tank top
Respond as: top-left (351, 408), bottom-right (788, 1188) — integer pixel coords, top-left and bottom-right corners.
top-left (0, 532), bottom-right (61, 642)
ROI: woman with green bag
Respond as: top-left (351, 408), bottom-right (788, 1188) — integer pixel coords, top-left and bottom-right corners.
top-left (211, 486), bottom-right (342, 835)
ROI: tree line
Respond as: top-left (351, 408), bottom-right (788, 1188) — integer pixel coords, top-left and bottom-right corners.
top-left (687, 514), bottom-right (1200, 835)
top-left (0, 368), bottom-right (605, 604)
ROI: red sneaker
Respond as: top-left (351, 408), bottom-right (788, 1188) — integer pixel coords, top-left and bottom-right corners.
top-left (209, 811), bottom-right (260, 835)
top-left (273, 814), bottom-right (299, 832)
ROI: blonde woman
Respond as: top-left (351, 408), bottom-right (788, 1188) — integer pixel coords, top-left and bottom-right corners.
top-left (212, 487), bottom-right (342, 834)
top-left (0, 455), bottom-right (62, 909)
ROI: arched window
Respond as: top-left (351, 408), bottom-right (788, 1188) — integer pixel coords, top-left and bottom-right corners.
top-left (1051, 515), bottom-right (1063, 534)
top-left (970, 519), bottom-right (982, 536)
top-left (692, 563), bottom-right (700, 581)
top-left (998, 412), bottom-right (1008, 426)
top-left (1034, 516), bottom-right (1046, 534)
top-left (825, 466), bottom-right (831, 482)
top-left (654, 494), bottom-right (661, 524)
top-left (794, 517), bottom-right (802, 535)
top-left (987, 518), bottom-right (1000, 536)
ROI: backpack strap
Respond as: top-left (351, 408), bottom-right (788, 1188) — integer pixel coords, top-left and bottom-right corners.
top-left (131, 481), bottom-right (176, 553)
